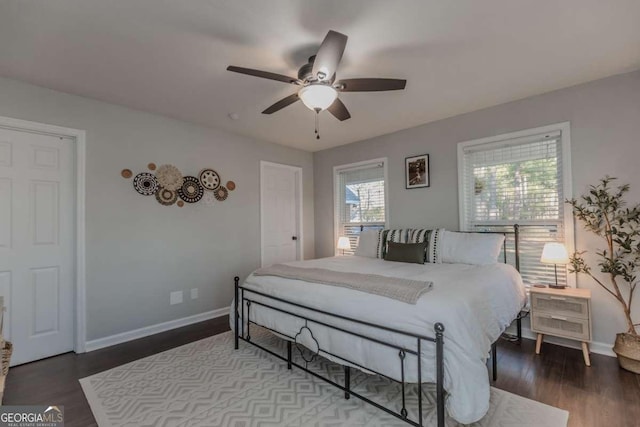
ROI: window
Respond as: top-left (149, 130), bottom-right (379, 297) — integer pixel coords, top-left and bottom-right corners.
top-left (458, 123), bottom-right (574, 286)
top-left (334, 158), bottom-right (388, 255)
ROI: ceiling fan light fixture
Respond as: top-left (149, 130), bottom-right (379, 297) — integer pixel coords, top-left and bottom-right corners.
top-left (298, 84), bottom-right (338, 111)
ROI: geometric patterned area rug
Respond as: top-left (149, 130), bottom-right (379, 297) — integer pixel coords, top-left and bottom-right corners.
top-left (80, 328), bottom-right (569, 427)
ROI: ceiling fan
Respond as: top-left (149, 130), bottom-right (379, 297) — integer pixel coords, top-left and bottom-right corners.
top-left (227, 30), bottom-right (406, 138)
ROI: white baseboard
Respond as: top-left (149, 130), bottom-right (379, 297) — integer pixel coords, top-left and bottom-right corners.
top-left (508, 325), bottom-right (616, 357)
top-left (85, 307), bottom-right (230, 352)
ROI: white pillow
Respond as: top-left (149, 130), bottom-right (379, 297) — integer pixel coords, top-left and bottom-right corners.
top-left (440, 230), bottom-right (505, 265)
top-left (354, 229), bottom-right (381, 258)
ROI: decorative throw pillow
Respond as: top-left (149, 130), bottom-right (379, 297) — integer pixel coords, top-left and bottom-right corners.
top-left (383, 229), bottom-right (410, 258)
top-left (384, 241), bottom-right (427, 264)
top-left (408, 228), bottom-right (444, 263)
top-left (440, 230), bottom-right (505, 265)
top-left (354, 229), bottom-right (381, 258)
top-left (376, 229), bottom-right (389, 258)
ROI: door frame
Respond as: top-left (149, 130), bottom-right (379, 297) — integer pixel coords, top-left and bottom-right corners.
top-left (0, 115), bottom-right (87, 353)
top-left (259, 161), bottom-right (303, 267)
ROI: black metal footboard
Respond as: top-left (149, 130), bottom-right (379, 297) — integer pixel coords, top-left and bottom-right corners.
top-left (233, 277), bottom-right (446, 427)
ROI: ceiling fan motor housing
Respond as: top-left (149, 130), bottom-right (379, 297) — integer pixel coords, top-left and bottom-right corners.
top-left (298, 56), bottom-right (335, 84)
top-left (297, 60), bottom-right (314, 81)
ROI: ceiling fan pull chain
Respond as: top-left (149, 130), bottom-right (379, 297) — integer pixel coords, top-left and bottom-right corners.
top-left (315, 108), bottom-right (320, 139)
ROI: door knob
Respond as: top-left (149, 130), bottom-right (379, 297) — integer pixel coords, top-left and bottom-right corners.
top-left (291, 236), bottom-right (298, 240)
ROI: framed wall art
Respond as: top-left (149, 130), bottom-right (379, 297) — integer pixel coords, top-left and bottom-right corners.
top-left (405, 154), bottom-right (430, 189)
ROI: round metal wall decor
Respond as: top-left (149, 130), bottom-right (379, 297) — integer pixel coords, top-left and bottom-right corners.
top-left (148, 162), bottom-right (157, 171)
top-left (177, 176), bottom-right (204, 203)
top-left (226, 180), bottom-right (236, 191)
top-left (177, 200), bottom-right (184, 207)
top-left (155, 187), bottom-right (178, 206)
top-left (214, 185), bottom-right (228, 201)
top-left (199, 169), bottom-right (220, 191)
top-left (155, 164), bottom-right (184, 191)
top-left (133, 172), bottom-right (159, 195)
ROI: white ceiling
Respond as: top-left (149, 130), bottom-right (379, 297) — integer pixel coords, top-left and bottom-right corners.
top-left (0, 1), bottom-right (639, 152)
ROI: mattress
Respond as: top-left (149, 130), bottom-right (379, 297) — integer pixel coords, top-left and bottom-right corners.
top-left (230, 255), bottom-right (526, 424)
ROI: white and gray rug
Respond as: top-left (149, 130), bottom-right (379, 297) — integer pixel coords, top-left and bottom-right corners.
top-left (80, 328), bottom-right (568, 427)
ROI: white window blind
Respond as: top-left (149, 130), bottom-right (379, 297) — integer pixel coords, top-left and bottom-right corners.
top-left (460, 130), bottom-right (569, 286)
top-left (335, 161), bottom-right (386, 255)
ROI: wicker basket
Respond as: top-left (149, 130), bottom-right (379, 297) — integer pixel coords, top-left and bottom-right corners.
top-left (613, 333), bottom-right (640, 374)
top-left (1, 341), bottom-right (12, 376)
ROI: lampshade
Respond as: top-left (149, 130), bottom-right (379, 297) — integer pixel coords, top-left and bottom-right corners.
top-left (540, 242), bottom-right (570, 264)
top-left (298, 85), bottom-right (338, 111)
top-left (337, 236), bottom-right (351, 250)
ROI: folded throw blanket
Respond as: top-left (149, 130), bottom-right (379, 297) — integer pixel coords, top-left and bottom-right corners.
top-left (253, 264), bottom-right (432, 304)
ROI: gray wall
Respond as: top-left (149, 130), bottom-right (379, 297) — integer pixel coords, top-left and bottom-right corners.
top-left (0, 76), bottom-right (314, 341)
top-left (314, 70), bottom-right (640, 346)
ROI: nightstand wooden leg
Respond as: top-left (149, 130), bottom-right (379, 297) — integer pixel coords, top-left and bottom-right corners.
top-left (535, 333), bottom-right (544, 354)
top-left (582, 342), bottom-right (591, 367)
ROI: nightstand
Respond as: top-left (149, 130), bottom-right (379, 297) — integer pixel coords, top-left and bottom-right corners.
top-left (530, 286), bottom-right (592, 366)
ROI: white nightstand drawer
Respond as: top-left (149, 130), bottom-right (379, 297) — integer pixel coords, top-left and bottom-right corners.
top-left (531, 293), bottom-right (589, 319)
top-left (532, 312), bottom-right (591, 341)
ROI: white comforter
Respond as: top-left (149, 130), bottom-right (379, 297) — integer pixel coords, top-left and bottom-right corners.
top-left (231, 256), bottom-right (526, 424)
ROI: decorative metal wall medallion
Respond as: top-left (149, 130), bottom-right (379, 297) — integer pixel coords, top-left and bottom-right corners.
top-left (121, 169), bottom-right (133, 179)
top-left (177, 176), bottom-right (204, 203)
top-left (214, 186), bottom-right (228, 201)
top-left (156, 187), bottom-right (178, 205)
top-left (199, 169), bottom-right (221, 191)
top-left (148, 162), bottom-right (157, 171)
top-left (133, 172), bottom-right (159, 195)
top-left (226, 180), bottom-right (236, 191)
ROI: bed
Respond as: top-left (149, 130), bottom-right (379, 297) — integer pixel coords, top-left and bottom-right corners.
top-left (231, 228), bottom-right (526, 426)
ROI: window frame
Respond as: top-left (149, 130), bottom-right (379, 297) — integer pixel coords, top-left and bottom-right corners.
top-left (457, 122), bottom-right (575, 287)
top-left (333, 158), bottom-right (389, 256)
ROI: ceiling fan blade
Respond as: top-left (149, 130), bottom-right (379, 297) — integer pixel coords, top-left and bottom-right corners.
top-left (227, 66), bottom-right (299, 85)
top-left (327, 98), bottom-right (351, 121)
top-left (262, 93), bottom-right (300, 114)
top-left (312, 30), bottom-right (348, 82)
top-left (337, 78), bottom-right (406, 92)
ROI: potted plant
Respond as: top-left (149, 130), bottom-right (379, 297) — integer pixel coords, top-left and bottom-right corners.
top-left (567, 177), bottom-right (640, 372)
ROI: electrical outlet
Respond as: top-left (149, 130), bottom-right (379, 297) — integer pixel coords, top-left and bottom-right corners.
top-left (170, 291), bottom-right (183, 305)
top-left (190, 288), bottom-right (198, 300)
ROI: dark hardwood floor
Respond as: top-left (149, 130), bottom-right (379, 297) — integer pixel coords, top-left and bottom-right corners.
top-left (4, 317), bottom-right (639, 426)
top-left (3, 316), bottom-right (230, 427)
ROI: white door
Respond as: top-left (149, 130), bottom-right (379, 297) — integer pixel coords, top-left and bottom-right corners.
top-left (0, 127), bottom-right (75, 365)
top-left (261, 162), bottom-right (302, 267)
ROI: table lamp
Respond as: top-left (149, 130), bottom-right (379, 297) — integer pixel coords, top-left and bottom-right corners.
top-left (540, 242), bottom-right (570, 289)
top-left (337, 236), bottom-right (351, 255)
